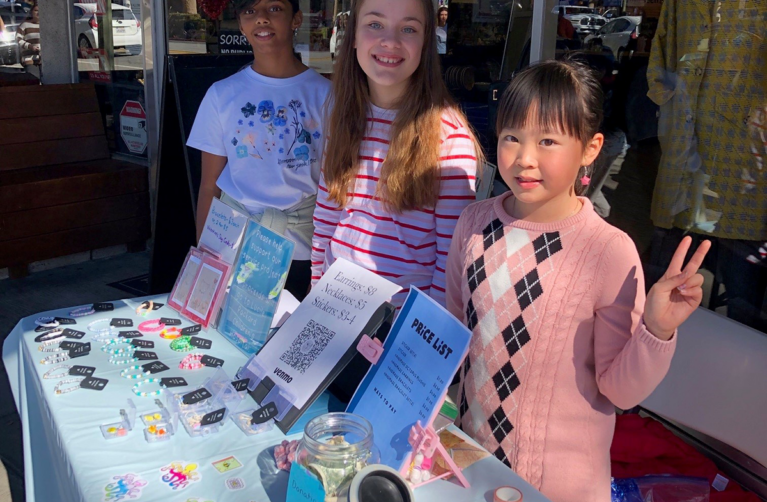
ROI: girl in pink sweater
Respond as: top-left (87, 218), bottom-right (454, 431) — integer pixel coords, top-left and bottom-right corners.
top-left (445, 60), bottom-right (711, 502)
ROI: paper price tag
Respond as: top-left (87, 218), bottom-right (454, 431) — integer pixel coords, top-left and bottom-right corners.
top-left (69, 365), bottom-right (95, 376)
top-left (232, 378), bottom-right (250, 392)
top-left (110, 318), bottom-right (133, 327)
top-left (60, 341), bottom-right (90, 351)
top-left (54, 317), bottom-right (76, 325)
top-left (80, 376), bottom-right (108, 391)
top-left (182, 388), bottom-right (212, 405)
top-left (189, 337), bottom-right (212, 350)
top-left (135, 351), bottom-right (158, 361)
top-left (62, 329), bottom-right (85, 339)
top-left (141, 361), bottom-right (169, 374)
top-left (93, 303), bottom-right (114, 312)
top-left (131, 339), bottom-right (154, 349)
top-left (200, 355), bottom-right (224, 368)
top-left (119, 330), bottom-right (142, 339)
top-left (181, 324), bottom-right (202, 335)
top-left (201, 407), bottom-right (226, 426)
top-left (160, 377), bottom-right (188, 388)
top-left (160, 317), bottom-right (182, 326)
top-left (68, 344), bottom-right (91, 358)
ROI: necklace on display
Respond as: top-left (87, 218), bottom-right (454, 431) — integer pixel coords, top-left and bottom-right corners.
top-left (43, 365), bottom-right (71, 380)
top-left (35, 316), bottom-right (59, 328)
top-left (69, 305), bottom-right (96, 317)
top-left (54, 377), bottom-right (85, 395)
top-left (41, 352), bottom-right (70, 365)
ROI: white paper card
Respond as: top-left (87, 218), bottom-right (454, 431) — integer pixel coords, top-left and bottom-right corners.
top-left (199, 197), bottom-right (249, 264)
top-left (254, 258), bottom-right (401, 409)
top-left (271, 290), bottom-right (300, 329)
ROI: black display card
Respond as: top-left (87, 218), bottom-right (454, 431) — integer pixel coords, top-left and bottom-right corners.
top-left (160, 317), bottom-right (182, 326)
top-left (201, 407), bottom-right (226, 426)
top-left (182, 388), bottom-right (212, 405)
top-left (120, 330), bottom-right (142, 339)
top-left (80, 376), bottom-right (108, 391)
top-left (160, 377), bottom-right (188, 388)
top-left (68, 345), bottom-right (91, 358)
top-left (62, 329), bottom-right (85, 339)
top-left (200, 355), bottom-right (224, 368)
top-left (181, 324), bottom-right (202, 335)
top-left (54, 317), bottom-right (76, 325)
top-left (142, 361), bottom-right (169, 374)
top-left (232, 378), bottom-right (250, 392)
top-left (69, 365), bottom-right (95, 376)
top-left (93, 303), bottom-right (114, 312)
top-left (131, 339), bottom-right (154, 349)
top-left (251, 402), bottom-right (278, 424)
top-left (189, 337), bottom-right (212, 350)
top-left (135, 351), bottom-right (158, 361)
top-left (110, 318), bottom-right (133, 327)
top-left (60, 341), bottom-right (90, 352)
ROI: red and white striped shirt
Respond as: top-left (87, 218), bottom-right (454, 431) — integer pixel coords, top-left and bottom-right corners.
top-left (311, 105), bottom-right (478, 308)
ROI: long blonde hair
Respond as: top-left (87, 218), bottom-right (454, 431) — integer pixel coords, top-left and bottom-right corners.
top-left (323, 0), bottom-right (482, 212)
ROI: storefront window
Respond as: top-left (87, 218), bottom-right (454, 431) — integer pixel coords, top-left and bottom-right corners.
top-left (73, 0), bottom-right (148, 162)
top-left (546, 0), bottom-right (767, 332)
top-left (167, 0), bottom-right (347, 76)
top-left (1, 0), bottom-right (39, 74)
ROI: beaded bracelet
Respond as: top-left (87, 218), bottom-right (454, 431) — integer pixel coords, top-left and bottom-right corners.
top-left (120, 365), bottom-right (148, 379)
top-left (43, 365), bottom-right (71, 379)
top-left (54, 377), bottom-right (85, 395)
top-left (100, 338), bottom-right (135, 356)
top-left (35, 316), bottom-right (59, 328)
top-left (109, 354), bottom-right (138, 365)
top-left (36, 328), bottom-right (64, 342)
top-left (170, 336), bottom-right (194, 352)
top-left (138, 319), bottom-right (165, 333)
top-left (38, 344), bottom-right (64, 353)
top-left (132, 378), bottom-right (163, 397)
top-left (87, 318), bottom-right (111, 333)
top-left (159, 327), bottom-right (182, 340)
top-left (136, 301), bottom-right (154, 317)
top-left (39, 337), bottom-right (64, 348)
top-left (92, 328), bottom-right (121, 343)
top-left (179, 353), bottom-right (203, 370)
top-left (40, 353), bottom-right (70, 365)
top-left (69, 306), bottom-right (96, 317)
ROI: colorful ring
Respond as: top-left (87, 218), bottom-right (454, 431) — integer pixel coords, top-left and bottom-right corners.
top-left (179, 353), bottom-right (203, 370)
top-left (159, 327), bottom-right (182, 340)
top-left (132, 378), bottom-right (163, 397)
top-left (136, 301), bottom-right (154, 317)
top-left (170, 336), bottom-right (194, 352)
top-left (138, 319), bottom-right (165, 333)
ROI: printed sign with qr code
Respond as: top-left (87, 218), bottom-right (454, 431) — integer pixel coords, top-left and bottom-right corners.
top-left (278, 320), bottom-right (336, 374)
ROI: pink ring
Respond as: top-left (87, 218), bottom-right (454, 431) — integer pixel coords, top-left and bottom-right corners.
top-left (138, 319), bottom-right (165, 333)
top-left (179, 353), bottom-right (203, 370)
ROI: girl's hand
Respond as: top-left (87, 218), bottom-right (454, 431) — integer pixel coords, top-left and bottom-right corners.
top-left (644, 236), bottom-right (712, 340)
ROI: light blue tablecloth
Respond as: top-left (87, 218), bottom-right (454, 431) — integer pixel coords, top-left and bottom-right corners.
top-left (3, 295), bottom-right (551, 502)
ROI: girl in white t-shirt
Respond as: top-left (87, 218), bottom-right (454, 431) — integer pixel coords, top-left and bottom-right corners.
top-left (188, 0), bottom-right (331, 299)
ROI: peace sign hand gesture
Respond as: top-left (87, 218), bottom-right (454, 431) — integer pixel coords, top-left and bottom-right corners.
top-left (644, 236), bottom-right (712, 341)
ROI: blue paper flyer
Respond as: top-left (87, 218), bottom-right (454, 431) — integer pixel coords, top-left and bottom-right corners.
top-left (217, 220), bottom-right (295, 356)
top-left (346, 288), bottom-right (471, 470)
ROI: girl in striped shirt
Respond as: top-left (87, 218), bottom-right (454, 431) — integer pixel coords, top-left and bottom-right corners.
top-left (311, 0), bottom-right (482, 309)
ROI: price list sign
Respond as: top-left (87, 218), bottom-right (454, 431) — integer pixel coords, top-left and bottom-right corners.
top-left (347, 288), bottom-right (470, 470)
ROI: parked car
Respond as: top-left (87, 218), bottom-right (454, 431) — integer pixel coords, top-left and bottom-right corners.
top-left (0, 2), bottom-right (26, 65)
top-left (584, 16), bottom-right (641, 60)
top-left (573, 14), bottom-right (606, 36)
top-left (73, 3), bottom-right (141, 56)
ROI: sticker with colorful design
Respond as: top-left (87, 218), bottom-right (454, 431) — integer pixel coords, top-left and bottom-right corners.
top-left (159, 461), bottom-right (201, 490)
top-left (103, 473), bottom-right (147, 501)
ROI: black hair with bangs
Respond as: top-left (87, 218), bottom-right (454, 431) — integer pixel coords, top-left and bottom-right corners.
top-left (496, 59), bottom-right (603, 148)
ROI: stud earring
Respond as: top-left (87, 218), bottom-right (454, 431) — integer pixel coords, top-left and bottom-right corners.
top-left (580, 166), bottom-right (591, 186)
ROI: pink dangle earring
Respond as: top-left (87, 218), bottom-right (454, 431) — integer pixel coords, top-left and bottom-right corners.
top-left (580, 165), bottom-right (591, 186)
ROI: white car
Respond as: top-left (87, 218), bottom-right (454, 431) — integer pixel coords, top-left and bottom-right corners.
top-left (73, 3), bottom-right (141, 55)
top-left (552, 6), bottom-right (604, 37)
top-left (584, 16), bottom-right (641, 59)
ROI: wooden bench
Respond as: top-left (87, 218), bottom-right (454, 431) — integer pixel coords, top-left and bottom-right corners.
top-left (0, 83), bottom-right (151, 278)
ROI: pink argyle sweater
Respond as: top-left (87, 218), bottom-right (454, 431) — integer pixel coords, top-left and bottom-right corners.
top-left (445, 193), bottom-right (676, 502)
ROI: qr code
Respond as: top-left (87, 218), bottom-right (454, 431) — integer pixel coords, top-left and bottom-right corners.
top-left (279, 320), bottom-right (336, 374)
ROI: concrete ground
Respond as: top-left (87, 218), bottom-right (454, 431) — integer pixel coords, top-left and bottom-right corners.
top-left (0, 251), bottom-right (150, 502)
